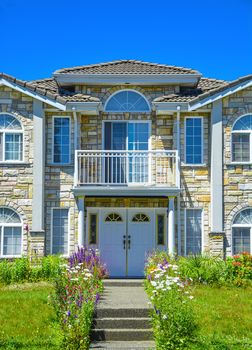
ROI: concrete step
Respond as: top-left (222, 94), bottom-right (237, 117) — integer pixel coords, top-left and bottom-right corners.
top-left (95, 308), bottom-right (150, 318)
top-left (91, 329), bottom-right (153, 341)
top-left (90, 340), bottom-right (155, 349)
top-left (104, 279), bottom-right (145, 287)
top-left (93, 317), bottom-right (151, 329)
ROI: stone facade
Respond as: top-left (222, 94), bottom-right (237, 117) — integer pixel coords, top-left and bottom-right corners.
top-left (223, 86), bottom-right (252, 255)
top-left (1, 80), bottom-right (252, 259)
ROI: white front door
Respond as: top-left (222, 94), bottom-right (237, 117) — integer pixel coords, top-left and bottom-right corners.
top-left (127, 209), bottom-right (155, 277)
top-left (96, 208), bottom-right (166, 277)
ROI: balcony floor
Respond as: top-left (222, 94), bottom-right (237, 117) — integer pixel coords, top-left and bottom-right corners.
top-left (73, 185), bottom-right (181, 197)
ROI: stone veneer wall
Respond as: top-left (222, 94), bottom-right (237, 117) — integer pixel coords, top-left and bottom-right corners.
top-left (44, 111), bottom-right (77, 255)
top-left (0, 86), bottom-right (33, 255)
top-left (223, 87), bottom-right (252, 256)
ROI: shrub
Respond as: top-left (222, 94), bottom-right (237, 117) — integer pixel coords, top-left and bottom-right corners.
top-left (50, 247), bottom-right (107, 350)
top-left (145, 254), bottom-right (197, 349)
top-left (0, 255), bottom-right (64, 285)
top-left (226, 252), bottom-right (252, 286)
top-left (178, 254), bottom-right (229, 285)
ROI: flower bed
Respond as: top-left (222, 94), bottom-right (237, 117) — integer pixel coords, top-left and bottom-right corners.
top-left (50, 247), bottom-right (107, 350)
top-left (145, 254), bottom-right (196, 349)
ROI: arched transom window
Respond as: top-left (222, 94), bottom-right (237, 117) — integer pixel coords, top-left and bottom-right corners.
top-left (105, 213), bottom-right (123, 222)
top-left (132, 213), bottom-right (150, 222)
top-left (232, 208), bottom-right (252, 254)
top-left (232, 114), bottom-right (252, 163)
top-left (0, 113), bottom-right (23, 162)
top-left (0, 208), bottom-right (22, 256)
top-left (105, 90), bottom-right (150, 112)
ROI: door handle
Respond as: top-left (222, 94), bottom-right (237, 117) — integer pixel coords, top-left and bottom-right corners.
top-left (123, 238), bottom-right (126, 250)
top-left (128, 236), bottom-right (131, 250)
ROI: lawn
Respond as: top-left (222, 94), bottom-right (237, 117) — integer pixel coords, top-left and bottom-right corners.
top-left (0, 283), bottom-right (251, 349)
top-left (0, 282), bottom-right (57, 350)
top-left (191, 285), bottom-right (252, 349)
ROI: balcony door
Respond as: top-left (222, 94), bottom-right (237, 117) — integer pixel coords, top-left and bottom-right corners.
top-left (104, 121), bottom-right (150, 184)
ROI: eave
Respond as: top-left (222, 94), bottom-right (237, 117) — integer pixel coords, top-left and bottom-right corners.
top-left (54, 73), bottom-right (201, 87)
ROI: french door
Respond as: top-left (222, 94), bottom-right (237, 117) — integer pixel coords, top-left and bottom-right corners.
top-left (104, 121), bottom-right (150, 184)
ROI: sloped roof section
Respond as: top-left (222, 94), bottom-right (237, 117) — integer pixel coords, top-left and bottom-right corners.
top-left (153, 77), bottom-right (228, 103)
top-left (54, 59), bottom-right (200, 75)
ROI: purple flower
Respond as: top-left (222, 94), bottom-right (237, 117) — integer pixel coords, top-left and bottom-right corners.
top-left (95, 293), bottom-right (100, 305)
top-left (67, 310), bottom-right (71, 317)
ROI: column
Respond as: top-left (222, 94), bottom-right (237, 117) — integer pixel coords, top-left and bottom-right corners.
top-left (30, 100), bottom-right (45, 256)
top-left (77, 197), bottom-right (85, 247)
top-left (211, 99), bottom-right (223, 232)
top-left (168, 196), bottom-right (175, 254)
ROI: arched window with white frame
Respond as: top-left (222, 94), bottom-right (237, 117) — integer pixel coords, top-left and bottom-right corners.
top-left (232, 114), bottom-right (252, 163)
top-left (0, 113), bottom-right (23, 162)
top-left (0, 208), bottom-right (22, 257)
top-left (104, 90), bottom-right (150, 112)
top-left (232, 208), bottom-right (252, 254)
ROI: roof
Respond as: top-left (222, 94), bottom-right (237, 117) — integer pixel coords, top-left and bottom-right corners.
top-left (54, 59), bottom-right (200, 75)
top-left (0, 74), bottom-right (100, 105)
top-left (153, 77), bottom-right (228, 103)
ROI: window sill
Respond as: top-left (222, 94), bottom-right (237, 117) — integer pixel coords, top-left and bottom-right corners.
top-left (182, 163), bottom-right (207, 167)
top-left (228, 162), bottom-right (252, 166)
top-left (47, 163), bottom-right (73, 167)
top-left (0, 255), bottom-right (22, 259)
top-left (0, 162), bottom-right (30, 166)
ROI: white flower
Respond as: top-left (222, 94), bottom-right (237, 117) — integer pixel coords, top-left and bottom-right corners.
top-left (188, 296), bottom-right (194, 300)
top-left (163, 315), bottom-right (168, 320)
top-left (151, 281), bottom-right (157, 287)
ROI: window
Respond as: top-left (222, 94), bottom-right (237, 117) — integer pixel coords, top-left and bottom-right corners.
top-left (0, 114), bottom-right (23, 162)
top-left (185, 117), bottom-right (203, 164)
top-left (105, 213), bottom-right (123, 222)
top-left (232, 208), bottom-right (252, 254)
top-left (105, 90), bottom-right (150, 112)
top-left (132, 213), bottom-right (150, 222)
top-left (157, 214), bottom-right (165, 245)
top-left (51, 209), bottom-right (69, 255)
top-left (0, 208), bottom-right (22, 257)
top-left (232, 114), bottom-right (252, 162)
top-left (89, 213), bottom-right (98, 244)
top-left (53, 117), bottom-right (70, 164)
top-left (185, 209), bottom-right (202, 255)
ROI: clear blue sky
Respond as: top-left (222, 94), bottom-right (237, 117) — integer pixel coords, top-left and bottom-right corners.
top-left (1, 0), bottom-right (251, 81)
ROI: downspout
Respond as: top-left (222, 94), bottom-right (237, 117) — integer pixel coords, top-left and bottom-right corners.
top-left (176, 105), bottom-right (181, 255)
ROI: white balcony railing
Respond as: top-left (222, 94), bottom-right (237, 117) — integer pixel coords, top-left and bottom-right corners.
top-left (75, 150), bottom-right (179, 188)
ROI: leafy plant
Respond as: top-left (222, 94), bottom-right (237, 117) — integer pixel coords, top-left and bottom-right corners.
top-left (226, 252), bottom-right (252, 286)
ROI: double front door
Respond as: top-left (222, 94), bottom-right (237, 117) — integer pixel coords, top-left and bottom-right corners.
top-left (97, 208), bottom-right (166, 277)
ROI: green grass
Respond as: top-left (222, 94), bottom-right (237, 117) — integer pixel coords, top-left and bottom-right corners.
top-left (191, 285), bottom-right (252, 349)
top-left (0, 282), bottom-right (59, 350)
top-left (0, 284), bottom-right (251, 349)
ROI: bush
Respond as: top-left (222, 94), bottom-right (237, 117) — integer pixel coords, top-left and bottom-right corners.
top-left (0, 255), bottom-right (64, 285)
top-left (145, 254), bottom-right (197, 349)
top-left (50, 247), bottom-right (107, 350)
top-left (226, 252), bottom-right (252, 286)
top-left (178, 254), bottom-right (229, 285)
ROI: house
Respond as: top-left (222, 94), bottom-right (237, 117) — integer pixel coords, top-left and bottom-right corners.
top-left (0, 59), bottom-right (252, 277)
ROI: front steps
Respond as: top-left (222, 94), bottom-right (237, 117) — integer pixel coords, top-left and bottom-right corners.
top-left (90, 279), bottom-right (154, 349)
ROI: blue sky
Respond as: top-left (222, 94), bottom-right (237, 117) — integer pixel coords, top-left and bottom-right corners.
top-left (0, 0), bottom-right (251, 81)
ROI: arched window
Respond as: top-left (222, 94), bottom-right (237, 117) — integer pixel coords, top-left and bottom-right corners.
top-left (232, 114), bottom-right (252, 163)
top-left (105, 213), bottom-right (123, 222)
top-left (0, 113), bottom-right (23, 162)
top-left (132, 213), bottom-right (150, 222)
top-left (0, 208), bottom-right (22, 256)
top-left (232, 208), bottom-right (252, 254)
top-left (105, 90), bottom-right (150, 112)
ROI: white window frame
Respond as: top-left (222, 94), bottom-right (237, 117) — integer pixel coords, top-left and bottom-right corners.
top-left (102, 120), bottom-right (152, 185)
top-left (0, 207), bottom-right (23, 258)
top-left (184, 116), bottom-right (204, 166)
top-left (0, 113), bottom-right (24, 164)
top-left (52, 116), bottom-right (71, 165)
top-left (50, 207), bottom-right (70, 256)
top-left (184, 208), bottom-right (204, 256)
top-left (232, 208), bottom-right (252, 254)
top-left (104, 89), bottom-right (151, 113)
top-left (231, 114), bottom-right (252, 164)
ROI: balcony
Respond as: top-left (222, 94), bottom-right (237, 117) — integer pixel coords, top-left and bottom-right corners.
top-left (74, 150), bottom-right (180, 196)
